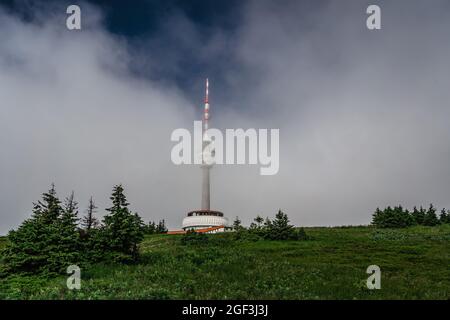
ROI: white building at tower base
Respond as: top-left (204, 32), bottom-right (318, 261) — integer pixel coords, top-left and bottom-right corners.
top-left (182, 210), bottom-right (228, 233)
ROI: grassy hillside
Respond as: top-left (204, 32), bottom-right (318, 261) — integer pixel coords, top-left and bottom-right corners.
top-left (0, 225), bottom-right (449, 299)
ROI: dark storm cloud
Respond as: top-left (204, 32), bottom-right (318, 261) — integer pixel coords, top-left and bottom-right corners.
top-left (1, 0), bottom-right (449, 234)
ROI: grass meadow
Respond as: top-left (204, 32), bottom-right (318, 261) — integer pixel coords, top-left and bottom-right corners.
top-left (0, 225), bottom-right (449, 299)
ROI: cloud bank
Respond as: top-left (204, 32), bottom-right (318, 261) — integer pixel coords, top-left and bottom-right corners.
top-left (1, 0), bottom-right (450, 234)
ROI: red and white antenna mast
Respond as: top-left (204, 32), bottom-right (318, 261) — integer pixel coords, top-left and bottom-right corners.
top-left (203, 78), bottom-right (210, 131)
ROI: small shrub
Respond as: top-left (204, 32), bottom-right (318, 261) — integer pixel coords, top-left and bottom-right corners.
top-left (263, 210), bottom-right (300, 240)
top-left (180, 230), bottom-right (209, 245)
top-left (296, 227), bottom-right (309, 240)
top-left (234, 229), bottom-right (262, 241)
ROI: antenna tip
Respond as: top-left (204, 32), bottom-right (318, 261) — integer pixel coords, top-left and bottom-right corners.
top-left (205, 78), bottom-right (209, 103)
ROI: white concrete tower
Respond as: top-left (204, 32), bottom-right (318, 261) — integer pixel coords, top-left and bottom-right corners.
top-left (182, 79), bottom-right (228, 233)
top-left (201, 78), bottom-right (211, 210)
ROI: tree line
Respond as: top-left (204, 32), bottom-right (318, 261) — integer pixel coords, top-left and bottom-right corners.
top-left (0, 184), bottom-right (165, 276)
top-left (372, 204), bottom-right (450, 228)
top-left (180, 210), bottom-right (308, 244)
top-left (231, 210), bottom-right (309, 241)
top-left (144, 220), bottom-right (168, 234)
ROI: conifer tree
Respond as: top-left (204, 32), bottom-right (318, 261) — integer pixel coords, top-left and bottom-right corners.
top-left (261, 210), bottom-right (301, 240)
top-left (249, 215), bottom-right (266, 235)
top-left (63, 191), bottom-right (78, 215)
top-left (232, 216), bottom-right (243, 231)
top-left (411, 206), bottom-right (425, 225)
top-left (423, 204), bottom-right (440, 226)
top-left (263, 217), bottom-right (272, 229)
top-left (81, 196), bottom-right (99, 232)
top-left (32, 183), bottom-right (62, 223)
top-left (146, 221), bottom-right (157, 234)
top-left (266, 210), bottom-right (295, 240)
top-left (61, 191), bottom-right (79, 229)
top-left (102, 185), bottom-right (144, 260)
top-left (371, 207), bottom-right (385, 227)
top-left (439, 208), bottom-right (446, 224)
top-left (57, 191), bottom-right (81, 267)
top-left (254, 215), bottom-right (264, 227)
top-left (157, 219), bottom-right (168, 233)
top-left (3, 185), bottom-right (80, 274)
top-left (439, 208), bottom-right (450, 224)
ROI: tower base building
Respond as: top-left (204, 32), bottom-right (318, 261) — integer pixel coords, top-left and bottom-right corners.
top-left (182, 210), bottom-right (228, 233)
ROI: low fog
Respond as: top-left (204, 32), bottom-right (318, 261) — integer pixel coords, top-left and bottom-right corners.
top-left (1, 0), bottom-right (449, 234)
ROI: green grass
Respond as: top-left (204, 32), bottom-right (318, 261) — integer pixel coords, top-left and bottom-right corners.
top-left (0, 225), bottom-right (449, 299)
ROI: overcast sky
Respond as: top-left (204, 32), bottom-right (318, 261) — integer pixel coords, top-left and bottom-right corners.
top-left (1, 0), bottom-right (449, 234)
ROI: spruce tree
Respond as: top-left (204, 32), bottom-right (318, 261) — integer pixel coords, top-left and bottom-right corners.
top-left (267, 210), bottom-right (296, 240)
top-left (157, 219), bottom-right (168, 233)
top-left (146, 221), bottom-right (157, 234)
top-left (439, 208), bottom-right (447, 224)
top-left (3, 185), bottom-right (80, 274)
top-left (61, 191), bottom-right (79, 231)
top-left (393, 205), bottom-right (414, 227)
top-left (57, 191), bottom-right (81, 266)
top-left (440, 209), bottom-right (450, 224)
top-left (254, 215), bottom-right (264, 227)
top-left (32, 183), bottom-right (62, 223)
top-left (232, 216), bottom-right (243, 231)
top-left (411, 206), bottom-right (425, 225)
top-left (249, 215), bottom-right (266, 236)
top-left (371, 207), bottom-right (385, 227)
top-left (63, 191), bottom-right (78, 216)
top-left (81, 196), bottom-right (99, 232)
top-left (102, 185), bottom-right (144, 261)
top-left (263, 217), bottom-right (272, 229)
top-left (423, 204), bottom-right (440, 226)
